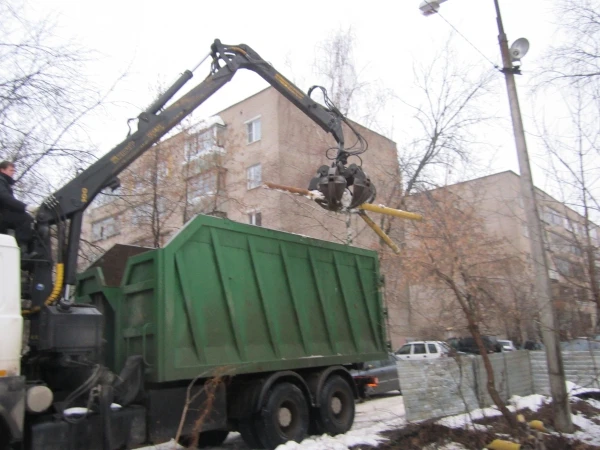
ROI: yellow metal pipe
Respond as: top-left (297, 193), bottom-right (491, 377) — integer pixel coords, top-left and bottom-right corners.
top-left (486, 440), bottom-right (521, 450)
top-left (528, 420), bottom-right (547, 432)
top-left (358, 212), bottom-right (401, 254)
top-left (358, 203), bottom-right (423, 221)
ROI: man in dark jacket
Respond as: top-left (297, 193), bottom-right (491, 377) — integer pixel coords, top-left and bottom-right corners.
top-left (0, 160), bottom-right (33, 250)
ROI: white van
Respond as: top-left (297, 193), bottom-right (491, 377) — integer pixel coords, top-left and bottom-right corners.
top-left (395, 341), bottom-right (452, 360)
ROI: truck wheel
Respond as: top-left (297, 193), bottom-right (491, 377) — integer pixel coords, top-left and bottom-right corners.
top-left (197, 429), bottom-right (229, 448)
top-left (256, 382), bottom-right (309, 449)
top-left (238, 416), bottom-right (264, 449)
top-left (0, 418), bottom-right (12, 450)
top-left (312, 375), bottom-right (355, 435)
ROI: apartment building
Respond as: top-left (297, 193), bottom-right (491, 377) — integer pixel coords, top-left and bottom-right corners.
top-left (402, 171), bottom-right (599, 344)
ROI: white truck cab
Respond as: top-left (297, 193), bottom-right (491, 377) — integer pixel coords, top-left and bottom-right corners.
top-left (0, 234), bottom-right (25, 449)
top-left (0, 234), bottom-right (22, 377)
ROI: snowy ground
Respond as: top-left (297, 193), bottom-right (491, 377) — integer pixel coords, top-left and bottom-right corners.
top-left (142, 382), bottom-right (600, 449)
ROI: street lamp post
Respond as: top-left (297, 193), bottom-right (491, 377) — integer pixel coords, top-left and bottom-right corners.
top-left (419, 0), bottom-right (573, 432)
top-left (492, 0), bottom-right (572, 432)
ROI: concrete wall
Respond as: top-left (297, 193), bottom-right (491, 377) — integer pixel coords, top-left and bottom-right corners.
top-left (398, 356), bottom-right (479, 422)
top-left (531, 351), bottom-right (600, 395)
top-left (398, 350), bottom-right (600, 422)
top-left (473, 351), bottom-right (533, 406)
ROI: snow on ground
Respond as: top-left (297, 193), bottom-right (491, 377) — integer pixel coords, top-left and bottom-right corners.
top-left (437, 393), bottom-right (547, 430)
top-left (437, 383), bottom-right (600, 447)
top-left (567, 380), bottom-right (600, 397)
top-left (140, 382), bottom-right (600, 449)
top-left (423, 444), bottom-right (469, 450)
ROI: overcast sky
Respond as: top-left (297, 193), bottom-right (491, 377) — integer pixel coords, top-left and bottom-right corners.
top-left (29, 0), bottom-right (559, 190)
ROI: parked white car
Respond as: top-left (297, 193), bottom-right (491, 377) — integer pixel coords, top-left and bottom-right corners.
top-left (395, 341), bottom-right (453, 360)
top-left (498, 339), bottom-right (517, 351)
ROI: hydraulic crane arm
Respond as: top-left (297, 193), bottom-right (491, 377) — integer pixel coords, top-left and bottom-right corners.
top-left (31, 39), bottom-right (376, 305)
top-left (36, 40), bottom-right (357, 225)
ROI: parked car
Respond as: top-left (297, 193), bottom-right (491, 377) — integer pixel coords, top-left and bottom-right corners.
top-left (524, 340), bottom-right (544, 350)
top-left (453, 336), bottom-right (500, 354)
top-left (395, 341), bottom-right (453, 360)
top-left (498, 339), bottom-right (517, 352)
top-left (352, 353), bottom-right (401, 396)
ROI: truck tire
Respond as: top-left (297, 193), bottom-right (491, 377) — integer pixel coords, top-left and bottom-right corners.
top-left (238, 416), bottom-right (263, 449)
top-left (312, 375), bottom-right (355, 435)
top-left (197, 430), bottom-right (229, 448)
top-left (255, 382), bottom-right (309, 449)
top-left (0, 418), bottom-right (11, 450)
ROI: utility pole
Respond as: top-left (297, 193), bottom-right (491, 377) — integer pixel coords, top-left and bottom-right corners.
top-left (493, 0), bottom-right (572, 432)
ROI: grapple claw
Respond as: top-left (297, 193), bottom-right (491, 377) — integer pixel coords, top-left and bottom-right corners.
top-left (346, 164), bottom-right (376, 209)
top-left (308, 163), bottom-right (376, 212)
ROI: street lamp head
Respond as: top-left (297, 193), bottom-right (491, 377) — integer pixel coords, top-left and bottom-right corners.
top-left (419, 0), bottom-right (445, 16)
top-left (509, 38), bottom-right (530, 61)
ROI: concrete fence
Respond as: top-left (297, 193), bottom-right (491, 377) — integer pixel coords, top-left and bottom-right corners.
top-left (531, 351), bottom-right (600, 395)
top-left (397, 350), bottom-right (600, 422)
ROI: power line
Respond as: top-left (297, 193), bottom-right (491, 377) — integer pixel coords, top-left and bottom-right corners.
top-left (423, 1), bottom-right (500, 70)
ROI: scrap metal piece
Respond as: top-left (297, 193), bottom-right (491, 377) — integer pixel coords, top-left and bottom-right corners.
top-left (358, 211), bottom-right (401, 255)
top-left (358, 203), bottom-right (423, 221)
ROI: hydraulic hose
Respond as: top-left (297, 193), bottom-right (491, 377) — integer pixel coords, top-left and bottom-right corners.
top-left (45, 263), bottom-right (64, 306)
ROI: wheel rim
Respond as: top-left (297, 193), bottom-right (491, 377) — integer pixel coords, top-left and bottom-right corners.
top-left (331, 395), bottom-right (343, 415)
top-left (329, 388), bottom-right (352, 424)
top-left (278, 405), bottom-right (293, 427)
top-left (277, 400), bottom-right (300, 436)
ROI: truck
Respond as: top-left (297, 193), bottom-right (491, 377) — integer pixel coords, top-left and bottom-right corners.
top-left (0, 40), bottom-right (386, 450)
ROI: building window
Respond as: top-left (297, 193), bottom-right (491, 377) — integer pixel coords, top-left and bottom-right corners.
top-left (548, 231), bottom-right (584, 257)
top-left (93, 188), bottom-right (120, 208)
top-left (544, 207), bottom-right (564, 227)
top-left (131, 199), bottom-right (169, 226)
top-left (555, 257), bottom-right (584, 278)
top-left (188, 172), bottom-right (218, 202)
top-left (247, 163), bottom-right (262, 190)
top-left (571, 245), bottom-right (583, 257)
top-left (131, 203), bottom-right (152, 226)
top-left (246, 117), bottom-right (261, 144)
top-left (185, 128), bottom-right (220, 160)
top-left (555, 258), bottom-right (571, 277)
top-left (92, 216), bottom-right (118, 241)
top-left (249, 211), bottom-right (262, 226)
top-left (522, 222), bottom-right (529, 238)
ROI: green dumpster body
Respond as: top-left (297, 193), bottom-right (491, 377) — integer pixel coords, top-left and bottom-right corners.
top-left (77, 215), bottom-right (387, 383)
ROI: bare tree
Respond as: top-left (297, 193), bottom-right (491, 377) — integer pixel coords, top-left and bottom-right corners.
top-left (533, 92), bottom-right (600, 335)
top-left (402, 188), bottom-right (525, 429)
top-left (374, 41), bottom-right (498, 255)
top-left (0, 0), bottom-right (113, 201)
top-left (535, 0), bottom-right (600, 333)
top-left (395, 42), bottom-right (495, 203)
top-left (366, 39), bottom-right (497, 343)
top-left (542, 0), bottom-right (600, 85)
top-left (313, 27), bottom-right (392, 132)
